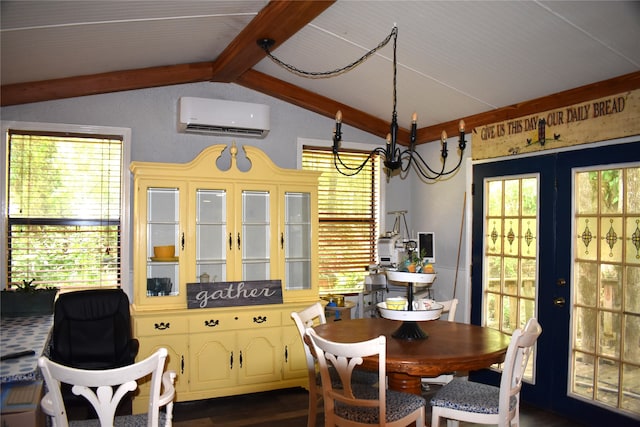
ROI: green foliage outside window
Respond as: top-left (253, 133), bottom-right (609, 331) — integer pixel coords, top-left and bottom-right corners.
top-left (7, 132), bottom-right (122, 288)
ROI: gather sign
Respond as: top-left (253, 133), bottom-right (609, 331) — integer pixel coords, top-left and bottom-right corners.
top-left (187, 280), bottom-right (283, 309)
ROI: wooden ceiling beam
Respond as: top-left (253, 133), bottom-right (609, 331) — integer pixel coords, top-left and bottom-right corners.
top-left (419, 70), bottom-right (640, 143)
top-left (236, 69), bottom-right (411, 142)
top-left (0, 62), bottom-right (214, 106)
top-left (0, 0), bottom-right (333, 107)
top-left (210, 0), bottom-right (335, 82)
top-left (240, 70), bottom-right (640, 146)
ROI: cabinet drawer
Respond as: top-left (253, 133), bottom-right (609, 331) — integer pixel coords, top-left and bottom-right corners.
top-left (235, 311), bottom-right (281, 328)
top-left (135, 315), bottom-right (188, 336)
top-left (189, 312), bottom-right (238, 332)
top-left (189, 310), bottom-right (281, 332)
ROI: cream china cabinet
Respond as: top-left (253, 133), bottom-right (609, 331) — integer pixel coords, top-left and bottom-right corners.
top-left (130, 143), bottom-right (319, 411)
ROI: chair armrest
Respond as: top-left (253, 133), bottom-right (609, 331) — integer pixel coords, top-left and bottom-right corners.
top-left (158, 370), bottom-right (177, 407)
top-left (40, 392), bottom-right (56, 417)
top-left (159, 370), bottom-right (177, 427)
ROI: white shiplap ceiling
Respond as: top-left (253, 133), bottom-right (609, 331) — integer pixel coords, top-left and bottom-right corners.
top-left (1, 1), bottom-right (639, 130)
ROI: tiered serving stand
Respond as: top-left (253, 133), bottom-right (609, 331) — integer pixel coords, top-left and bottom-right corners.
top-left (377, 270), bottom-right (440, 340)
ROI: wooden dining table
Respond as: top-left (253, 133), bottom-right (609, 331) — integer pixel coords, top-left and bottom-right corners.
top-left (313, 317), bottom-right (511, 395)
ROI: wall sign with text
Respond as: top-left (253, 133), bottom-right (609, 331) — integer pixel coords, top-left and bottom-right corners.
top-left (472, 89), bottom-right (640, 160)
top-left (187, 280), bottom-right (283, 309)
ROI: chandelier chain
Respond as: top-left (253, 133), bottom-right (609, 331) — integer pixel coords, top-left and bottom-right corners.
top-left (262, 27), bottom-right (397, 79)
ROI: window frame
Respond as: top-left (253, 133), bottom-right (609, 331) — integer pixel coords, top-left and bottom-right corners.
top-left (297, 137), bottom-right (386, 294)
top-left (1, 121), bottom-right (132, 292)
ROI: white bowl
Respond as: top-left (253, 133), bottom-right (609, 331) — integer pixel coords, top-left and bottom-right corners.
top-left (385, 270), bottom-right (436, 285)
top-left (377, 301), bottom-right (443, 321)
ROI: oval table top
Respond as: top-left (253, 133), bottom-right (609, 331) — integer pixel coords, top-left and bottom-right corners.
top-left (313, 317), bottom-right (511, 394)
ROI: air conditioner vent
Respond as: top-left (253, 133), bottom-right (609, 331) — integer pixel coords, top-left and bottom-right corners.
top-left (179, 97), bottom-right (269, 138)
top-left (184, 124), bottom-right (266, 136)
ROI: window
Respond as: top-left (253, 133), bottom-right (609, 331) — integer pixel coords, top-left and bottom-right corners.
top-left (483, 175), bottom-right (538, 381)
top-left (302, 145), bottom-right (380, 294)
top-left (571, 165), bottom-right (640, 414)
top-left (2, 123), bottom-right (131, 290)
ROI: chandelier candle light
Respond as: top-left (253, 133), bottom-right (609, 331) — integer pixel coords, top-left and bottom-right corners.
top-left (258, 25), bottom-right (466, 180)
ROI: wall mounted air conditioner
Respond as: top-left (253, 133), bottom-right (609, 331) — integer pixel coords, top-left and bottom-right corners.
top-left (178, 97), bottom-right (270, 138)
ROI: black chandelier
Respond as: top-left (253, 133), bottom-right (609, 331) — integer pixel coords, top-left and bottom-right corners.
top-left (258, 26), bottom-right (466, 180)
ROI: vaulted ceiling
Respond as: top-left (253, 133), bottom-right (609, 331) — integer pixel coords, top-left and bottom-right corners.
top-left (2, 1), bottom-right (639, 144)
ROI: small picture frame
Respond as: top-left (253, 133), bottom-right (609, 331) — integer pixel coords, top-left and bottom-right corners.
top-left (417, 232), bottom-right (435, 264)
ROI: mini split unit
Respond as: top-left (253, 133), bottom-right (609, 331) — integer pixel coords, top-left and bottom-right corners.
top-left (178, 97), bottom-right (270, 138)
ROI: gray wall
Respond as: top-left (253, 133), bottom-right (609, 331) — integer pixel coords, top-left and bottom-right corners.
top-left (0, 82), bottom-right (380, 166)
top-left (1, 81), bottom-right (471, 320)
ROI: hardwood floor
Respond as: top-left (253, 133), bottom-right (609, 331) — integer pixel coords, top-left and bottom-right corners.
top-left (172, 386), bottom-right (585, 426)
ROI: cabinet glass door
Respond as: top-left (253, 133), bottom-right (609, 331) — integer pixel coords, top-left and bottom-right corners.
top-left (196, 189), bottom-right (227, 282)
top-left (284, 192), bottom-right (311, 290)
top-left (147, 187), bottom-right (179, 297)
top-left (242, 190), bottom-right (270, 280)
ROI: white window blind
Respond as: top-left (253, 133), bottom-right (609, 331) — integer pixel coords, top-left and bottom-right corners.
top-left (302, 146), bottom-right (380, 294)
top-left (7, 130), bottom-right (123, 289)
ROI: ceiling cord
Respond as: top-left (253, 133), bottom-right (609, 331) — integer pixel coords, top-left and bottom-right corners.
top-left (258, 26), bottom-right (397, 79)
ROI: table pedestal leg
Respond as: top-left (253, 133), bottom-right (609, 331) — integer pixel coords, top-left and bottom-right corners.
top-left (388, 372), bottom-right (422, 395)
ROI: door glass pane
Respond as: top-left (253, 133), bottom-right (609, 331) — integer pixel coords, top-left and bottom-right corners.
top-left (483, 175), bottom-right (538, 380)
top-left (147, 188), bottom-right (179, 296)
top-left (196, 189), bottom-right (226, 282)
top-left (285, 192), bottom-right (311, 290)
top-left (570, 165), bottom-right (640, 416)
top-left (242, 191), bottom-right (270, 280)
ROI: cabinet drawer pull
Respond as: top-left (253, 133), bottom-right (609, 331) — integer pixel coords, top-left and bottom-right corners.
top-left (229, 233), bottom-right (232, 250)
top-left (284, 345), bottom-right (288, 362)
top-left (230, 351), bottom-right (234, 369)
top-left (204, 319), bottom-right (219, 327)
top-left (154, 322), bottom-right (171, 330)
top-left (181, 355), bottom-right (184, 374)
top-left (253, 316), bottom-right (267, 324)
top-left (237, 232), bottom-right (241, 250)
top-left (239, 351), bottom-right (243, 368)
top-left (281, 232), bottom-right (284, 249)
top-left (181, 232), bottom-right (185, 250)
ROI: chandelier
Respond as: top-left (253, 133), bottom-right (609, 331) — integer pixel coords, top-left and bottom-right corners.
top-left (258, 26), bottom-right (466, 180)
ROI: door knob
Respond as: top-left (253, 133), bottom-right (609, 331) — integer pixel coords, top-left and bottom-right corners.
top-left (553, 297), bottom-right (566, 307)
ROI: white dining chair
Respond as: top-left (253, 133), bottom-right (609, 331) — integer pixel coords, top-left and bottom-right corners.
top-left (38, 347), bottom-right (176, 427)
top-left (291, 302), bottom-right (377, 427)
top-left (430, 318), bottom-right (542, 427)
top-left (291, 302), bottom-right (328, 427)
top-left (421, 298), bottom-right (459, 389)
top-left (306, 328), bottom-right (426, 427)
top-left (438, 298), bottom-right (459, 322)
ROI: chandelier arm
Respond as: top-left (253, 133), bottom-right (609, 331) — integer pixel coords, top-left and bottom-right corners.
top-left (333, 155), bottom-right (365, 176)
top-left (413, 160), bottom-right (447, 181)
top-left (398, 149), bottom-right (414, 173)
top-left (411, 149), bottom-right (466, 180)
top-left (333, 148), bottom-right (385, 177)
top-left (404, 150), bottom-right (455, 181)
top-left (399, 148), bottom-right (446, 177)
top-left (436, 152), bottom-right (466, 176)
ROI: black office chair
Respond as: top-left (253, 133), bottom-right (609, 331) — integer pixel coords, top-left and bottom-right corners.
top-left (49, 288), bottom-right (139, 418)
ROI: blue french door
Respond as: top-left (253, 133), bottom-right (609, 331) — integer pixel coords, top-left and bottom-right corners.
top-left (471, 140), bottom-right (640, 426)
